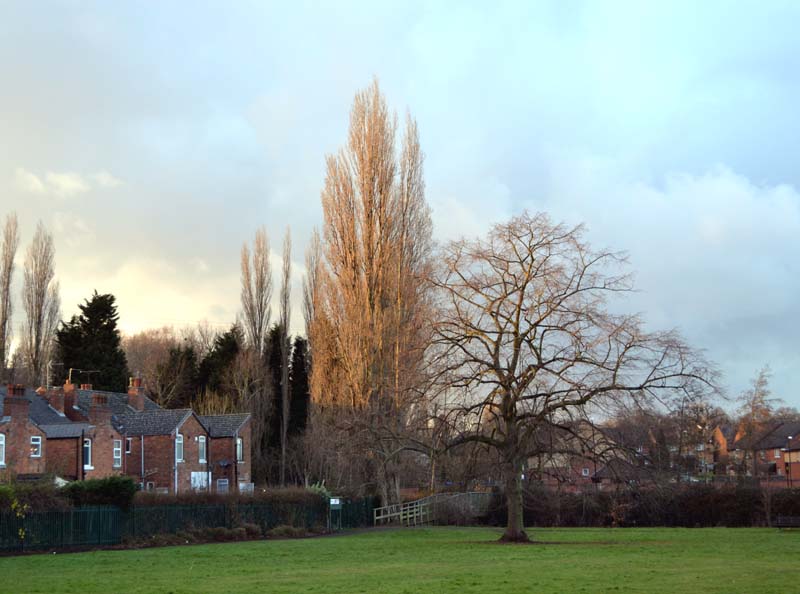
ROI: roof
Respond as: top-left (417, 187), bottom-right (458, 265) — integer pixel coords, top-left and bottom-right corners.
top-left (199, 413), bottom-right (251, 437)
top-left (0, 386), bottom-right (71, 426)
top-left (38, 422), bottom-right (93, 438)
top-left (74, 388), bottom-right (160, 416)
top-left (117, 408), bottom-right (193, 436)
top-left (752, 421), bottom-right (800, 450)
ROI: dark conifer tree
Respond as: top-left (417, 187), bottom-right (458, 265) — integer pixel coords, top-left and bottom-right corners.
top-left (288, 336), bottom-right (309, 437)
top-left (266, 323), bottom-right (284, 449)
top-left (197, 325), bottom-right (242, 394)
top-left (56, 291), bottom-right (129, 392)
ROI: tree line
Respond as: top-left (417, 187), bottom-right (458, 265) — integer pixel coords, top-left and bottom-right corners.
top-left (4, 80), bottom-right (791, 542)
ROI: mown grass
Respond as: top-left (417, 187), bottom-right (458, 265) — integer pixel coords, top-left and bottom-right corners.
top-left (1, 527), bottom-right (797, 593)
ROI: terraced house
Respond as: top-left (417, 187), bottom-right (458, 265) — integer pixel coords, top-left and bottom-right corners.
top-left (0, 379), bottom-right (252, 493)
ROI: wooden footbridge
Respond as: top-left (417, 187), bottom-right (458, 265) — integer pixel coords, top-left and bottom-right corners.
top-left (373, 492), bottom-right (492, 527)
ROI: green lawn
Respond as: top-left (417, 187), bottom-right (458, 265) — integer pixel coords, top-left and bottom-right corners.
top-left (0, 527), bottom-right (796, 593)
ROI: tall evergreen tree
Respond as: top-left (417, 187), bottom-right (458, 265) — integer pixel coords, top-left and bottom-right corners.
top-left (155, 345), bottom-right (198, 408)
top-left (289, 336), bottom-right (309, 437)
top-left (56, 291), bottom-right (129, 392)
top-left (266, 323), bottom-right (283, 450)
top-left (197, 325), bottom-right (242, 394)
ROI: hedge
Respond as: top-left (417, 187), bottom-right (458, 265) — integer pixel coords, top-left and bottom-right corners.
top-left (485, 483), bottom-right (800, 528)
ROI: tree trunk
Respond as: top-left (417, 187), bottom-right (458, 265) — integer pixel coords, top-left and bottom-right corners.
top-left (501, 461), bottom-right (529, 542)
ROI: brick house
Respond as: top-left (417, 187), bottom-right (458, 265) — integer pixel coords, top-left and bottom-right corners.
top-left (0, 387), bottom-right (47, 478)
top-left (0, 380), bottom-right (252, 494)
top-left (199, 414), bottom-right (252, 493)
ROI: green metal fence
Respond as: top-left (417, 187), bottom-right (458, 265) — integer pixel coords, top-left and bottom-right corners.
top-left (0, 506), bottom-right (122, 552)
top-left (0, 498), bottom-right (370, 552)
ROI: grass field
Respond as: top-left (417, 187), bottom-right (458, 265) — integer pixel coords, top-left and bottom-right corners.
top-left (1, 527), bottom-right (797, 593)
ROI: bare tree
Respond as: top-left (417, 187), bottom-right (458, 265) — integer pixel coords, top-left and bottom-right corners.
top-left (0, 212), bottom-right (19, 379)
top-left (122, 327), bottom-right (199, 407)
top-left (241, 227), bottom-right (272, 357)
top-left (432, 212), bottom-right (715, 541)
top-left (737, 365), bottom-right (781, 476)
top-left (309, 80), bottom-right (434, 504)
top-left (180, 320), bottom-right (219, 360)
top-left (279, 227), bottom-right (292, 485)
top-left (302, 229), bottom-right (321, 339)
top-left (21, 222), bottom-right (61, 387)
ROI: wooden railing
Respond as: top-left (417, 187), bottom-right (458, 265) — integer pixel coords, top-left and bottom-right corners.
top-left (373, 492), bottom-right (492, 527)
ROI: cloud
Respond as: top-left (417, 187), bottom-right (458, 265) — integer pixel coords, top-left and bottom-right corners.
top-left (45, 172), bottom-right (90, 198)
top-left (52, 212), bottom-right (94, 248)
top-left (14, 168), bottom-right (46, 194)
top-left (91, 171), bottom-right (124, 188)
top-left (13, 169), bottom-right (123, 198)
top-left (526, 160), bottom-right (800, 401)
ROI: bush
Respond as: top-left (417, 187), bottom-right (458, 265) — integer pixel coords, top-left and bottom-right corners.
top-left (485, 483), bottom-right (800, 528)
top-left (133, 486), bottom-right (324, 508)
top-left (61, 476), bottom-right (138, 510)
top-left (0, 481), bottom-right (71, 512)
top-left (267, 524), bottom-right (306, 538)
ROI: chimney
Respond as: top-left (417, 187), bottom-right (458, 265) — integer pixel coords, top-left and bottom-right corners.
top-left (4, 384), bottom-right (30, 420)
top-left (89, 393), bottom-right (112, 425)
top-left (62, 380), bottom-right (84, 421)
top-left (48, 388), bottom-right (65, 415)
top-left (127, 377), bottom-right (145, 412)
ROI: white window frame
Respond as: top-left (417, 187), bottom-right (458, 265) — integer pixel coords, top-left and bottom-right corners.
top-left (581, 467), bottom-right (590, 477)
top-left (125, 437), bottom-right (132, 454)
top-left (30, 435), bottom-right (42, 458)
top-left (236, 437), bottom-right (244, 462)
top-left (83, 438), bottom-right (93, 469)
top-left (175, 433), bottom-right (184, 463)
top-left (198, 436), bottom-right (207, 463)
top-left (0, 433), bottom-right (5, 466)
top-left (217, 478), bottom-right (229, 493)
top-left (774, 449), bottom-right (781, 459)
top-left (113, 439), bottom-right (122, 468)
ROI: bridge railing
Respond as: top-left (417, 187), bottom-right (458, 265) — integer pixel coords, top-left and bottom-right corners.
top-left (373, 492), bottom-right (492, 527)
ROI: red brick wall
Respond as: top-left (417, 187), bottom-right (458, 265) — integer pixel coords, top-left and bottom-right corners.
top-left (46, 438), bottom-right (81, 479)
top-left (123, 415), bottom-right (212, 493)
top-left (125, 434), bottom-right (175, 491)
top-left (236, 421), bottom-right (252, 486)
top-left (84, 423), bottom-right (124, 480)
top-left (175, 415), bottom-right (210, 493)
top-left (207, 420), bottom-right (252, 491)
top-left (0, 418), bottom-right (46, 476)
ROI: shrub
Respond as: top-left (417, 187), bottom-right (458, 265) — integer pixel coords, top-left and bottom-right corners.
top-left (268, 524), bottom-right (306, 538)
top-left (61, 476), bottom-right (138, 510)
top-left (486, 482), bottom-right (800, 528)
top-left (0, 481), bottom-right (71, 512)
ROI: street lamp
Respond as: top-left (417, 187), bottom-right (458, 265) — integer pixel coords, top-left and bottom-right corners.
top-left (788, 436), bottom-right (794, 488)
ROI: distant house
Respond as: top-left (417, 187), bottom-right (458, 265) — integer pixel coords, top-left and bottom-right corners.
top-left (725, 421), bottom-right (800, 479)
top-left (0, 379), bottom-right (252, 493)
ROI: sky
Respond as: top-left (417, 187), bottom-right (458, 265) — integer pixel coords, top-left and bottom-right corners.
top-left (0, 1), bottom-right (798, 407)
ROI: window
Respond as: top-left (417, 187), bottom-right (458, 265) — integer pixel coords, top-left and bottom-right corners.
top-left (236, 437), bottom-right (244, 462)
top-left (696, 443), bottom-right (705, 452)
top-left (581, 467), bottom-right (590, 477)
top-left (175, 434), bottom-right (184, 463)
top-left (83, 439), bottom-right (92, 469)
top-left (217, 478), bottom-right (229, 493)
top-left (0, 433), bottom-right (5, 466)
top-left (125, 438), bottom-right (132, 454)
top-left (198, 436), bottom-right (207, 463)
top-left (113, 440), bottom-right (122, 468)
top-left (775, 449), bottom-right (781, 460)
top-left (30, 436), bottom-right (42, 458)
